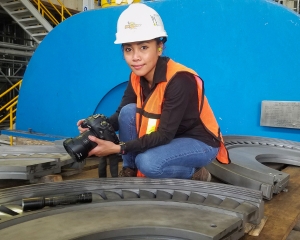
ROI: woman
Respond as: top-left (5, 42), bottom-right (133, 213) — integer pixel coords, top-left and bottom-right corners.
top-left (78, 3), bottom-right (230, 181)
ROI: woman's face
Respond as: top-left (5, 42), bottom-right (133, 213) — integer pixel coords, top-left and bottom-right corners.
top-left (123, 39), bottom-right (162, 82)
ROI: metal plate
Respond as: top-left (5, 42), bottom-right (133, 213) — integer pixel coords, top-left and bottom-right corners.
top-left (260, 101), bottom-right (300, 129)
top-left (0, 145), bottom-right (75, 182)
top-left (0, 145), bottom-right (67, 154)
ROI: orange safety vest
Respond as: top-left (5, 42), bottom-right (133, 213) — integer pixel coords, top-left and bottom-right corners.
top-left (131, 59), bottom-right (231, 177)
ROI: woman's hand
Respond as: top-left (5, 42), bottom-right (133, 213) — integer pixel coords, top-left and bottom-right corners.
top-left (77, 119), bottom-right (89, 133)
top-left (88, 136), bottom-right (121, 157)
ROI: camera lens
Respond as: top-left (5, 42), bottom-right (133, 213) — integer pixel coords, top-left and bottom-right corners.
top-left (63, 114), bottom-right (119, 162)
top-left (63, 130), bottom-right (97, 162)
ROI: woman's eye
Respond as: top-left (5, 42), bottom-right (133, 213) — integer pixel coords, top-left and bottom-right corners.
top-left (141, 46), bottom-right (148, 50)
top-left (125, 48), bottom-right (131, 52)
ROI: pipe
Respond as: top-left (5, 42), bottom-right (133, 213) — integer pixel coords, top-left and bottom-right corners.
top-left (0, 59), bottom-right (28, 64)
top-left (0, 48), bottom-right (33, 57)
top-left (0, 42), bottom-right (36, 51)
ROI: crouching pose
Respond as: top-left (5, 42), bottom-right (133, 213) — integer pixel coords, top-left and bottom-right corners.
top-left (78, 3), bottom-right (230, 181)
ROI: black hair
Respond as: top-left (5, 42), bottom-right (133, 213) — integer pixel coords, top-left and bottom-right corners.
top-left (121, 37), bottom-right (167, 51)
top-left (155, 37), bottom-right (167, 44)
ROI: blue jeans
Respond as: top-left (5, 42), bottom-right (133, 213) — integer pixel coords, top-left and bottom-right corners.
top-left (118, 103), bottom-right (219, 179)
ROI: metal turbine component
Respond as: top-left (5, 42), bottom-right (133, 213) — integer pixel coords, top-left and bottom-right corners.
top-left (206, 136), bottom-right (300, 200)
top-left (7, 0), bottom-right (299, 143)
top-left (0, 157), bottom-right (61, 181)
top-left (0, 145), bottom-right (78, 182)
top-left (0, 145), bottom-right (66, 154)
top-left (0, 178), bottom-right (264, 240)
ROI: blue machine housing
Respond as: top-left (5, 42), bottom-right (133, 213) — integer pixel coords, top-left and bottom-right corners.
top-left (5, 0), bottom-right (300, 141)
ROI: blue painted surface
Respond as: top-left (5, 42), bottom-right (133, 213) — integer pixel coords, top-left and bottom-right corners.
top-left (16, 0), bottom-right (300, 141)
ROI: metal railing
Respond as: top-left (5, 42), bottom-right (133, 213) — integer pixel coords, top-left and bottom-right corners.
top-left (0, 80), bottom-right (22, 145)
top-left (31, 0), bottom-right (72, 26)
top-left (48, 0), bottom-right (72, 22)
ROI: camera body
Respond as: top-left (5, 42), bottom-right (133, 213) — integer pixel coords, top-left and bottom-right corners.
top-left (63, 114), bottom-right (119, 162)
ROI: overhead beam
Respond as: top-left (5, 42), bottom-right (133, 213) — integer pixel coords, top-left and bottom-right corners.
top-left (0, 78), bottom-right (22, 83)
top-left (0, 58), bottom-right (28, 64)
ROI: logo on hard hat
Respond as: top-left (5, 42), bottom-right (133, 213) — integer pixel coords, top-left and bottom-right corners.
top-left (125, 22), bottom-right (142, 29)
top-left (151, 14), bottom-right (162, 26)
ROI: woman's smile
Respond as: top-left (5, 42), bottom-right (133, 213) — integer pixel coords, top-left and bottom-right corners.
top-left (123, 40), bottom-right (162, 81)
top-left (132, 64), bottom-right (145, 70)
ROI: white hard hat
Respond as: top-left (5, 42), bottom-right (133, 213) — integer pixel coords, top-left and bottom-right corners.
top-left (114, 3), bottom-right (168, 44)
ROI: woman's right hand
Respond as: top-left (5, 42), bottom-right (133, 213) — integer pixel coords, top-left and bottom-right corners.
top-left (77, 119), bottom-right (89, 133)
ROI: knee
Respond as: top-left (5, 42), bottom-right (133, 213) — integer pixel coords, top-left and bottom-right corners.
top-left (135, 153), bottom-right (161, 178)
top-left (119, 103), bottom-right (136, 121)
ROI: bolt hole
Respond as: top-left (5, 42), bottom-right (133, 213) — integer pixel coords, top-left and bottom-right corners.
top-left (210, 224), bottom-right (217, 228)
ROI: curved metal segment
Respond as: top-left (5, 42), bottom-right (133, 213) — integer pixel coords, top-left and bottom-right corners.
top-left (224, 136), bottom-right (300, 150)
top-left (75, 227), bottom-right (239, 240)
top-left (228, 146), bottom-right (291, 182)
top-left (256, 154), bottom-right (300, 166)
top-left (206, 162), bottom-right (276, 200)
top-left (0, 179), bottom-right (263, 222)
top-left (0, 178), bottom-right (263, 206)
top-left (207, 136), bottom-right (300, 200)
top-left (0, 178), bottom-right (263, 240)
top-left (0, 201), bottom-right (243, 240)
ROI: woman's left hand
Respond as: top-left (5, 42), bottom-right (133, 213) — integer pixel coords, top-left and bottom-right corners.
top-left (87, 136), bottom-right (120, 157)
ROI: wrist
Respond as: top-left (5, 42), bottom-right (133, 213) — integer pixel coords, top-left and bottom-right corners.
top-left (119, 142), bottom-right (127, 155)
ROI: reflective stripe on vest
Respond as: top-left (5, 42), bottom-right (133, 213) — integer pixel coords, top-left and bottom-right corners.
top-left (131, 59), bottom-right (231, 176)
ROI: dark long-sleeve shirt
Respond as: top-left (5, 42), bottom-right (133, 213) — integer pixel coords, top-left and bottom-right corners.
top-left (109, 57), bottom-right (220, 153)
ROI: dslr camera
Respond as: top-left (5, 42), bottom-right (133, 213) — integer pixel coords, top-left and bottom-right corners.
top-left (63, 114), bottom-right (119, 162)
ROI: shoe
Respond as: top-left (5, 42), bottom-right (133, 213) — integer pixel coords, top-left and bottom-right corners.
top-left (191, 167), bottom-right (211, 182)
top-left (118, 167), bottom-right (137, 177)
